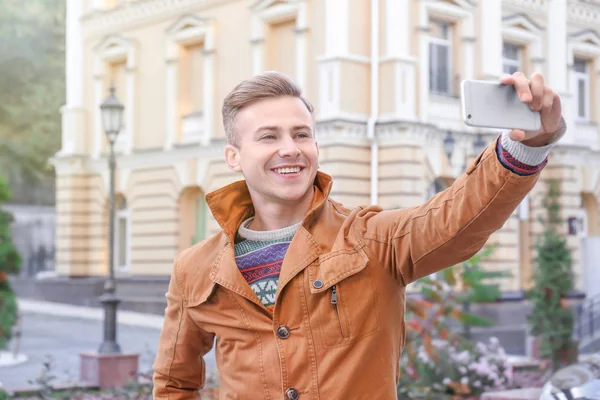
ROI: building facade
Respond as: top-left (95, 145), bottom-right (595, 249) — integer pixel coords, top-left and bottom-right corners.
top-left (53, 0), bottom-right (600, 295)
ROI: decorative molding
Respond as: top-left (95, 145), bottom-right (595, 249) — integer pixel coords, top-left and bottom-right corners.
top-left (570, 28), bottom-right (600, 49)
top-left (568, 0), bottom-right (600, 26)
top-left (317, 54), bottom-right (371, 64)
top-left (501, 0), bottom-right (547, 14)
top-left (165, 14), bottom-right (214, 49)
top-left (502, 12), bottom-right (545, 31)
top-left (81, 0), bottom-right (238, 37)
top-left (379, 55), bottom-right (418, 64)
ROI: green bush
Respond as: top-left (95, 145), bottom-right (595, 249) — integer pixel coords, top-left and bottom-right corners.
top-left (0, 175), bottom-right (22, 349)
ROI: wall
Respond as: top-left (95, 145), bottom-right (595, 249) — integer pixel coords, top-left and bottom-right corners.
top-left (4, 205), bottom-right (56, 278)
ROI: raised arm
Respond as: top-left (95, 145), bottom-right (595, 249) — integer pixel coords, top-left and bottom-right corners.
top-left (356, 72), bottom-right (565, 285)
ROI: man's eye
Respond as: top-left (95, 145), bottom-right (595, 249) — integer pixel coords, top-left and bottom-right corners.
top-left (261, 134), bottom-right (276, 140)
top-left (296, 132), bottom-right (310, 138)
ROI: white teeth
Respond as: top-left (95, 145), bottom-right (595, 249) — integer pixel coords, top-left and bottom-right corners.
top-left (275, 167), bottom-right (301, 174)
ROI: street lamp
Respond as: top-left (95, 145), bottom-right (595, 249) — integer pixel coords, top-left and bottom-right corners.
top-left (98, 84), bottom-right (124, 354)
top-left (443, 131), bottom-right (456, 161)
top-left (443, 131), bottom-right (489, 171)
top-left (473, 134), bottom-right (487, 155)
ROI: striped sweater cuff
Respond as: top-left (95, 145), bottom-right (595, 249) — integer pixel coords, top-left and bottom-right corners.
top-left (496, 132), bottom-right (550, 176)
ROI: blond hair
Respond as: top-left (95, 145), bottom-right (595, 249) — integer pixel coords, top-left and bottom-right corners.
top-left (221, 71), bottom-right (314, 147)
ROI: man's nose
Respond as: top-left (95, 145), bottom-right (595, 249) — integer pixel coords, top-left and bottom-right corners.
top-left (279, 137), bottom-right (301, 157)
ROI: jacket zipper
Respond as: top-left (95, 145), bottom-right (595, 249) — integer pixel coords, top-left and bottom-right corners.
top-left (330, 285), bottom-right (348, 338)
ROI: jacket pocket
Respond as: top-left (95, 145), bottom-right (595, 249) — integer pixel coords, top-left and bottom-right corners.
top-left (307, 247), bottom-right (380, 348)
top-left (330, 284), bottom-right (349, 338)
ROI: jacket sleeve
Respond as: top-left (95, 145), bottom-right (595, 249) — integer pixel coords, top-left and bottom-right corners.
top-left (358, 136), bottom-right (543, 286)
top-left (153, 259), bottom-right (215, 400)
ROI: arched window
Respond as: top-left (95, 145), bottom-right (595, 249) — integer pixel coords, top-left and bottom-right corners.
top-left (178, 187), bottom-right (207, 252)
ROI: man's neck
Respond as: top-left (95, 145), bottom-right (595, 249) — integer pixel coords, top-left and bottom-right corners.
top-left (248, 188), bottom-right (315, 231)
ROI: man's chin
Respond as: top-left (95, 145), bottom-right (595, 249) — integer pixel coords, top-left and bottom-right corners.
top-left (272, 187), bottom-right (313, 203)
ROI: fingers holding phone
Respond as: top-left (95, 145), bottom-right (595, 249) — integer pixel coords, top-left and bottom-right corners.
top-left (498, 72), bottom-right (562, 146)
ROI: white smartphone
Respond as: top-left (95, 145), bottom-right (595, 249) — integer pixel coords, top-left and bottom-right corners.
top-left (461, 79), bottom-right (541, 131)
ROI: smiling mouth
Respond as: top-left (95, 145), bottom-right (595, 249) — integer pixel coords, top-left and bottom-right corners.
top-left (273, 166), bottom-right (303, 175)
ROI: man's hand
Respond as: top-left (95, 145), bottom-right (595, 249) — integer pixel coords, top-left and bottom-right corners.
top-left (499, 72), bottom-right (562, 147)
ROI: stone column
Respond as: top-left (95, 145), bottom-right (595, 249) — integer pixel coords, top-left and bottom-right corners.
top-left (461, 14), bottom-right (475, 81)
top-left (417, 0), bottom-right (429, 122)
top-left (295, 2), bottom-right (308, 93)
top-left (60, 0), bottom-right (86, 155)
top-left (383, 0), bottom-right (416, 120)
top-left (480, 0), bottom-right (502, 79)
top-left (251, 15), bottom-right (266, 75)
top-left (547, 0), bottom-right (574, 144)
top-left (317, 0), bottom-right (349, 119)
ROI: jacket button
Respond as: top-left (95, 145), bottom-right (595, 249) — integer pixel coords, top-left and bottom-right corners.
top-left (312, 280), bottom-right (323, 289)
top-left (276, 325), bottom-right (291, 339)
top-left (285, 388), bottom-right (299, 400)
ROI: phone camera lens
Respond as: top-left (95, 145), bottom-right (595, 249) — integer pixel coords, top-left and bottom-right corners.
top-left (467, 114), bottom-right (472, 119)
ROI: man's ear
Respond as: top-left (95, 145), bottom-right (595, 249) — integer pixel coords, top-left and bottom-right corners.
top-left (224, 144), bottom-right (242, 173)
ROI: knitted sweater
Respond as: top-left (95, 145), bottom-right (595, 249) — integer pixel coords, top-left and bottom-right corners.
top-left (234, 218), bottom-right (301, 311)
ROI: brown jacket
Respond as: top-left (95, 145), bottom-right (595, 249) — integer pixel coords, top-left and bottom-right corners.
top-left (153, 140), bottom-right (542, 399)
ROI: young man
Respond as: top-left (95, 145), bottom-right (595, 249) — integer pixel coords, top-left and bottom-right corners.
top-left (153, 71), bottom-right (565, 399)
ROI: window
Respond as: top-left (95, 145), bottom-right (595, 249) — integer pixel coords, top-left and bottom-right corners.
top-left (179, 43), bottom-right (205, 143)
top-left (429, 20), bottom-right (452, 96)
top-left (267, 18), bottom-right (297, 79)
top-left (573, 57), bottom-right (590, 121)
top-left (502, 43), bottom-right (522, 75)
top-left (114, 196), bottom-right (130, 271)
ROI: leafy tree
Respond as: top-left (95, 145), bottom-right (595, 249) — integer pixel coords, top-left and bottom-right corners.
top-left (527, 179), bottom-right (576, 371)
top-left (0, 0), bottom-right (66, 205)
top-left (0, 175), bottom-right (22, 349)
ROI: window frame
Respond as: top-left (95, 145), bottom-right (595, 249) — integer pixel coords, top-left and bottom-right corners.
top-left (502, 42), bottom-right (522, 75)
top-left (428, 19), bottom-right (453, 96)
top-left (573, 57), bottom-right (590, 122)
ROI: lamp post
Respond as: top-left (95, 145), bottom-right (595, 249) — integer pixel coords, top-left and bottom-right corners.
top-left (98, 84), bottom-right (124, 354)
top-left (443, 131), bottom-right (456, 161)
top-left (443, 131), bottom-right (488, 171)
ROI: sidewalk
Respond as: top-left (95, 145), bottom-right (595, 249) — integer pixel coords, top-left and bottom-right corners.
top-left (0, 299), bottom-right (194, 388)
top-left (17, 298), bottom-right (165, 329)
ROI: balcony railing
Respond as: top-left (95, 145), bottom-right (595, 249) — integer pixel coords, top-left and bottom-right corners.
top-left (180, 111), bottom-right (204, 144)
top-left (575, 293), bottom-right (600, 352)
top-left (572, 120), bottom-right (599, 150)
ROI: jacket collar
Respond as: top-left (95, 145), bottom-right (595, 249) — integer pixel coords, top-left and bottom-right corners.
top-left (205, 171), bottom-right (334, 241)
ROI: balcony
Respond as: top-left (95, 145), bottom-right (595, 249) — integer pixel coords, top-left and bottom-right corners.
top-left (572, 120), bottom-right (599, 150)
top-left (180, 111), bottom-right (204, 145)
top-left (428, 94), bottom-right (463, 131)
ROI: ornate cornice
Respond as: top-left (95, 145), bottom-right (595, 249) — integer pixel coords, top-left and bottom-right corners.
top-left (502, 0), bottom-right (600, 27)
top-left (81, 0), bottom-right (238, 38)
top-left (568, 0), bottom-right (600, 26)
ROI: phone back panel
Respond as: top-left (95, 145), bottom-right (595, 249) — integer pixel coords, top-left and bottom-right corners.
top-left (461, 80), bottom-right (541, 131)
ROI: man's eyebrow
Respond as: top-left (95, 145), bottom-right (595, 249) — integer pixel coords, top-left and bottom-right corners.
top-left (254, 126), bottom-right (280, 134)
top-left (254, 125), bottom-right (313, 133)
top-left (292, 124), bottom-right (313, 131)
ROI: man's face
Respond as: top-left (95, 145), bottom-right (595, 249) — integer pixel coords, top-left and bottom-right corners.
top-left (225, 96), bottom-right (319, 206)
